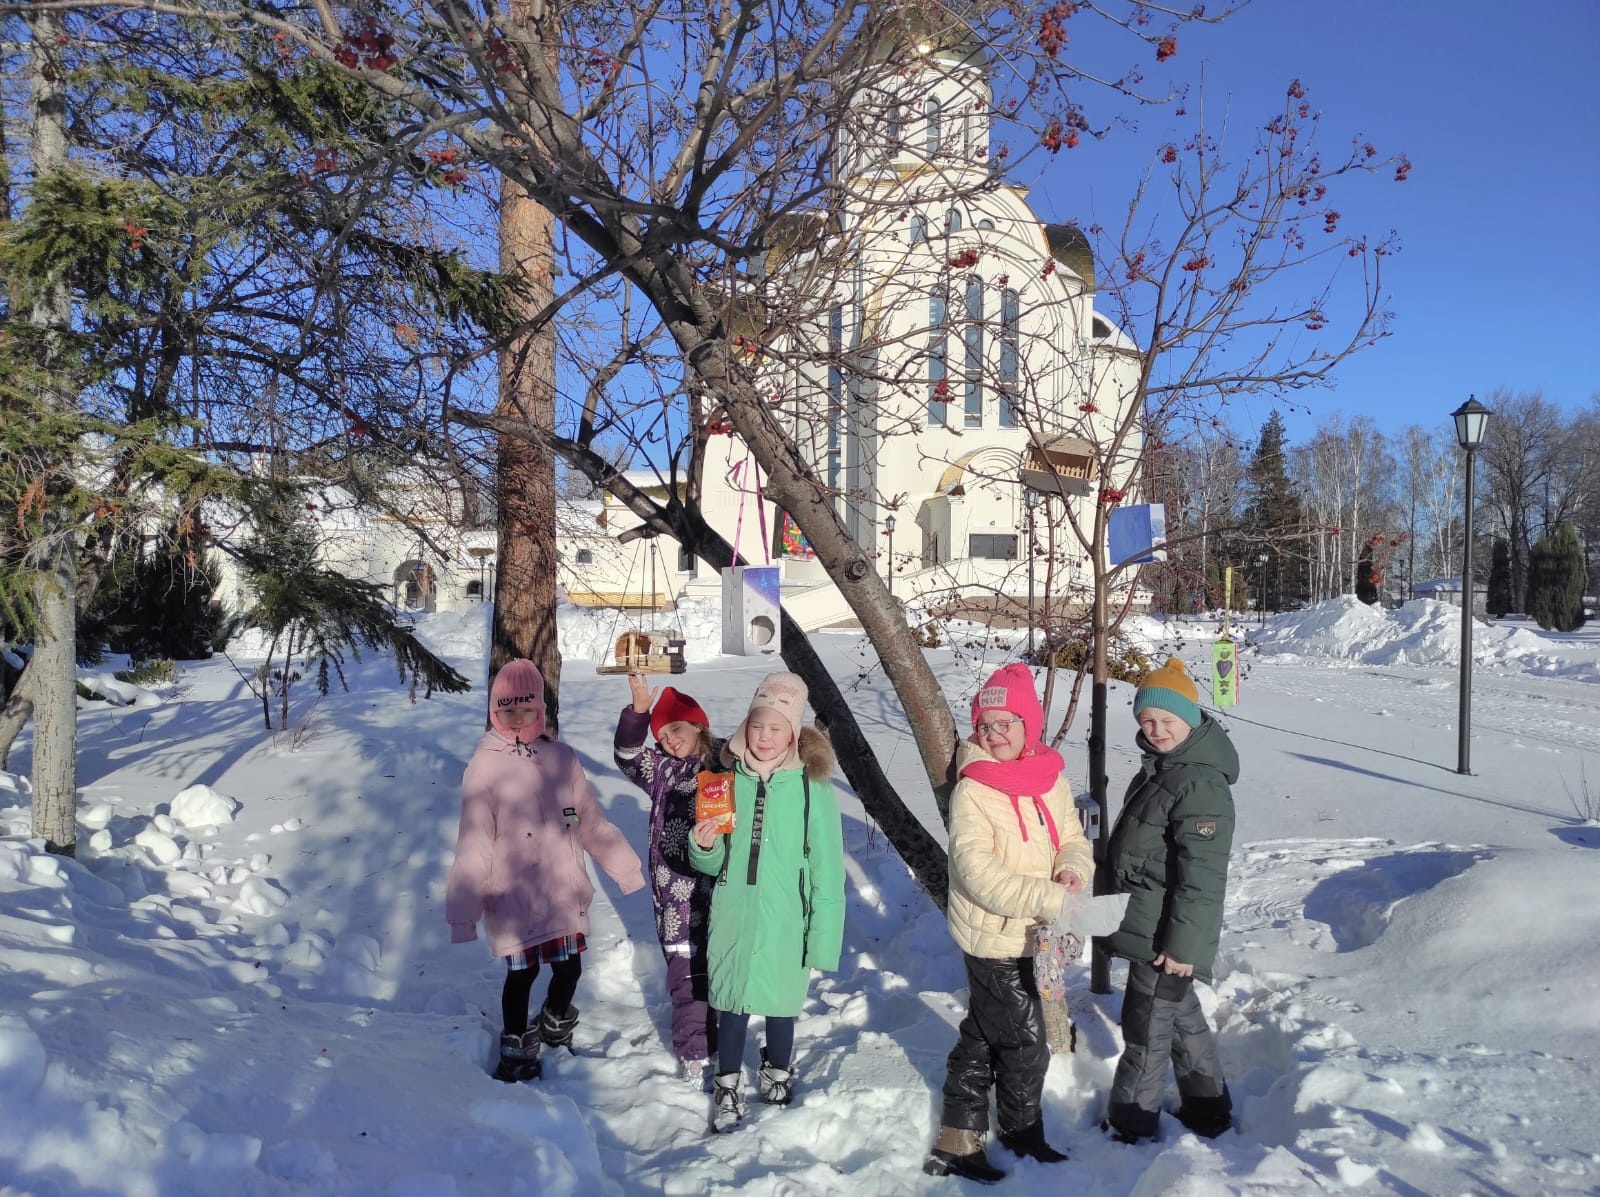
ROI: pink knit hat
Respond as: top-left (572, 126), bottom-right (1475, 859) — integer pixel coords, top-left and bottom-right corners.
top-left (971, 662), bottom-right (1046, 743)
top-left (730, 671), bottom-right (808, 772)
top-left (489, 658), bottom-right (547, 739)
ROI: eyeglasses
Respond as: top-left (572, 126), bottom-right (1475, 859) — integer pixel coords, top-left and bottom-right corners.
top-left (976, 718), bottom-right (1020, 737)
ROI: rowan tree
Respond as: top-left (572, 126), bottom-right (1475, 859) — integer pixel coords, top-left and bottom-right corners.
top-left (5, 3), bottom-right (1404, 923)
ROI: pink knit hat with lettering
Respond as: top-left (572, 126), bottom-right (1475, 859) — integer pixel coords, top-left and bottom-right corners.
top-left (970, 662), bottom-right (1046, 743)
top-left (489, 658), bottom-right (547, 739)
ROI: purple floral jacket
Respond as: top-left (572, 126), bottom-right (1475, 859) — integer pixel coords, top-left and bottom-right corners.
top-left (613, 706), bottom-right (720, 957)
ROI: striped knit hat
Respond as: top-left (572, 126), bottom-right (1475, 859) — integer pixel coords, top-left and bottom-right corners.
top-left (1133, 658), bottom-right (1201, 728)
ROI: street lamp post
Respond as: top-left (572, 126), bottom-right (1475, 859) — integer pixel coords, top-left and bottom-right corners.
top-left (1257, 553), bottom-right (1269, 626)
top-left (1023, 489), bottom-right (1038, 657)
top-left (884, 514), bottom-right (897, 599)
top-left (1452, 395), bottom-right (1491, 775)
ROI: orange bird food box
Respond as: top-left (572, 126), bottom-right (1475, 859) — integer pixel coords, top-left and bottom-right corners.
top-left (695, 771), bottom-right (735, 833)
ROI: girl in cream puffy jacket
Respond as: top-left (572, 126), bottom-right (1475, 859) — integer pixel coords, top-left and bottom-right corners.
top-left (924, 664), bottom-right (1092, 1183)
top-left (946, 735), bottom-right (1092, 958)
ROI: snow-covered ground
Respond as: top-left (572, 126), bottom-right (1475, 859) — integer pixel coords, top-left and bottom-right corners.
top-left (3, 596), bottom-right (1598, 1196)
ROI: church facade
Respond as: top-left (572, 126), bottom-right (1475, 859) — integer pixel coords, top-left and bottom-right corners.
top-left (564, 18), bottom-right (1146, 629)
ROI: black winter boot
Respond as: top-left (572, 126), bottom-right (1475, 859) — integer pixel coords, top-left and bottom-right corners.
top-left (537, 1003), bottom-right (579, 1050)
top-left (1102, 1117), bottom-right (1154, 1145)
top-left (1175, 1086), bottom-right (1233, 1138)
top-left (923, 1127), bottom-right (1006, 1184)
top-left (999, 1121), bottom-right (1069, 1162)
top-left (492, 1030), bottom-right (542, 1082)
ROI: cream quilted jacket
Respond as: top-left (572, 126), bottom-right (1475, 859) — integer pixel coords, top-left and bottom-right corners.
top-left (946, 740), bottom-right (1094, 960)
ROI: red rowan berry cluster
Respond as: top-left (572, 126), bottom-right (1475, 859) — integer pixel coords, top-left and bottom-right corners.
top-left (1037, 3), bottom-right (1076, 60)
top-left (335, 22), bottom-right (396, 71)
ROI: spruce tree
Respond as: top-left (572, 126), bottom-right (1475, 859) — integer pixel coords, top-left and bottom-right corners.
top-left (236, 485), bottom-right (469, 731)
top-left (1485, 538), bottom-right (1514, 617)
top-left (1528, 524), bottom-right (1587, 632)
top-left (1243, 413), bottom-right (1302, 609)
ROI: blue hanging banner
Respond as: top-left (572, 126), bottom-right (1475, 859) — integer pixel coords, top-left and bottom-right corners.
top-left (1107, 503), bottom-right (1167, 567)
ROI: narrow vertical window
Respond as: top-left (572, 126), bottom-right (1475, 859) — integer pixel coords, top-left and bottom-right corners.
top-left (924, 97), bottom-right (941, 156)
top-left (910, 213), bottom-right (927, 245)
top-left (927, 289), bottom-right (948, 427)
top-left (999, 288), bottom-right (1020, 428)
top-left (887, 102), bottom-right (902, 149)
top-left (945, 209), bottom-right (962, 234)
top-left (963, 279), bottom-right (983, 428)
top-left (827, 305), bottom-right (844, 489)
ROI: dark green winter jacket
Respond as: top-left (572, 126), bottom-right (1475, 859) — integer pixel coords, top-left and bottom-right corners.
top-left (1100, 714), bottom-right (1238, 983)
top-left (687, 728), bottom-right (845, 1017)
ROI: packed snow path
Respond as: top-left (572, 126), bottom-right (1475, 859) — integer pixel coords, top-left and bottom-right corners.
top-left (2, 602), bottom-right (1597, 1194)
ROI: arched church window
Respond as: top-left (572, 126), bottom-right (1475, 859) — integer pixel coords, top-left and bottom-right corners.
top-left (887, 102), bottom-right (902, 149)
top-left (928, 289), bottom-right (949, 427)
top-left (963, 280), bottom-right (983, 428)
top-left (924, 98), bottom-right (941, 156)
top-left (910, 213), bottom-right (927, 244)
top-left (945, 209), bottom-right (962, 234)
top-left (999, 288), bottom-right (1020, 428)
top-left (978, 219), bottom-right (995, 231)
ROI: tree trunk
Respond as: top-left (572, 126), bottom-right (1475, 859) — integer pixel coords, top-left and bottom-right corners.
top-left (25, 9), bottom-right (78, 856)
top-left (491, 144), bottom-right (562, 731)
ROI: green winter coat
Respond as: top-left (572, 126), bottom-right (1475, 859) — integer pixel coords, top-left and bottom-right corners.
top-left (1101, 713), bottom-right (1238, 983)
top-left (687, 728), bottom-right (846, 1017)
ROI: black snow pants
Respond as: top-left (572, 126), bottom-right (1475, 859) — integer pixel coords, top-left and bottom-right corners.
top-left (939, 953), bottom-right (1049, 1135)
top-left (1107, 960), bottom-right (1228, 1139)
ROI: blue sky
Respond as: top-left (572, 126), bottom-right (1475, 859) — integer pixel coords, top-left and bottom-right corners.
top-left (1026, 0), bottom-right (1599, 444)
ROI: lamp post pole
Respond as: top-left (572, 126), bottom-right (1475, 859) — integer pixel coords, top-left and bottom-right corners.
top-left (884, 514), bottom-right (896, 600)
top-left (1024, 490), bottom-right (1037, 656)
top-left (1257, 554), bottom-right (1269, 626)
top-left (1457, 451), bottom-right (1477, 774)
top-left (1452, 396), bottom-right (1491, 776)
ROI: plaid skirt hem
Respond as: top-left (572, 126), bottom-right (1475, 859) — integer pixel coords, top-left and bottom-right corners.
top-left (505, 933), bottom-right (586, 970)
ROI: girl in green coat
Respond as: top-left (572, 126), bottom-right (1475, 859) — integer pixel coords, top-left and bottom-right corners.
top-left (689, 671), bottom-right (845, 1133)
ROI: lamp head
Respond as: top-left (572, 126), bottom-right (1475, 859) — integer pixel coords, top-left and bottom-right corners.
top-left (1452, 395), bottom-right (1491, 450)
top-left (884, 514), bottom-right (896, 533)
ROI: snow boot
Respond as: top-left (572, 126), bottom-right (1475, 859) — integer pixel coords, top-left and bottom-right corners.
top-left (678, 1057), bottom-right (714, 1092)
top-left (710, 1071), bottom-right (747, 1133)
top-left (1174, 1086), bottom-right (1233, 1139)
top-left (922, 1127), bottom-right (1006, 1184)
top-left (537, 1003), bottom-right (579, 1051)
top-left (1101, 1117), bottom-right (1154, 1146)
top-left (999, 1121), bottom-right (1069, 1163)
top-left (492, 1030), bottom-right (542, 1083)
top-left (757, 1048), bottom-right (795, 1106)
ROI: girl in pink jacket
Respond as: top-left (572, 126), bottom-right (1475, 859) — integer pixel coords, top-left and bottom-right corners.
top-left (446, 659), bottom-right (645, 1082)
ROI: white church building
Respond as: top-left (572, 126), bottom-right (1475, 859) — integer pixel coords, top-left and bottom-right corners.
top-left (561, 15), bottom-right (1145, 632)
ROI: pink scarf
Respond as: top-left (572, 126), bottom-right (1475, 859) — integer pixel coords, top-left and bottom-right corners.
top-left (961, 743), bottom-right (1066, 849)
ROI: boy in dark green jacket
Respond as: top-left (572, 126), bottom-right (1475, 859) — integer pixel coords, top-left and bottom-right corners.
top-left (1100, 658), bottom-right (1237, 1144)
